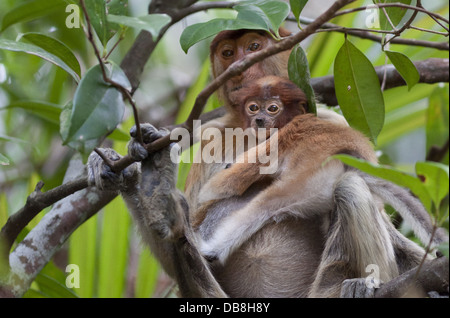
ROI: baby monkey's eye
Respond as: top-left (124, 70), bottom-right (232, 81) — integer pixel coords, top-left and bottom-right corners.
top-left (248, 104), bottom-right (259, 112)
top-left (267, 105), bottom-right (279, 113)
top-left (222, 49), bottom-right (234, 58)
top-left (248, 42), bottom-right (261, 51)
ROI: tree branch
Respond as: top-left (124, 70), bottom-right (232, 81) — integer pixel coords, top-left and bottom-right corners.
top-left (374, 257), bottom-right (449, 298)
top-left (0, 158), bottom-right (117, 297)
top-left (311, 58), bottom-right (449, 106)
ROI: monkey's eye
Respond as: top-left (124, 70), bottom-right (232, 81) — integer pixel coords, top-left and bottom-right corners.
top-left (248, 104), bottom-right (259, 112)
top-left (222, 49), bottom-right (234, 58)
top-left (267, 105), bottom-right (280, 113)
top-left (248, 42), bottom-right (261, 52)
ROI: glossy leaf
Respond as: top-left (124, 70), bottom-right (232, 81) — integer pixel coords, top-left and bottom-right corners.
top-left (426, 84), bottom-right (449, 157)
top-left (385, 51), bottom-right (419, 91)
top-left (334, 39), bottom-right (385, 143)
top-left (373, 0), bottom-right (412, 30)
top-left (236, 0), bottom-right (290, 37)
top-left (84, 0), bottom-right (108, 46)
top-left (61, 62), bottom-right (130, 148)
top-left (0, 39), bottom-right (80, 82)
top-left (288, 44), bottom-right (317, 114)
top-left (0, 153), bottom-right (9, 166)
top-left (180, 19), bottom-right (260, 53)
top-left (1, 0), bottom-right (66, 31)
top-left (2, 100), bottom-right (61, 125)
top-left (415, 161), bottom-right (449, 209)
top-left (332, 154), bottom-right (432, 213)
top-left (20, 33), bottom-right (81, 79)
top-left (290, 0), bottom-right (308, 22)
top-left (33, 273), bottom-right (78, 298)
top-left (180, 0), bottom-right (289, 53)
top-left (107, 14), bottom-right (171, 40)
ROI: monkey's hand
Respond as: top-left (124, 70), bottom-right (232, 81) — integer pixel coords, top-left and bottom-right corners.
top-left (87, 148), bottom-right (139, 193)
top-left (340, 278), bottom-right (377, 298)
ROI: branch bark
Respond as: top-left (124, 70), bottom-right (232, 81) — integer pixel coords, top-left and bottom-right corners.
top-left (374, 257), bottom-right (449, 298)
top-left (312, 57), bottom-right (449, 106)
top-left (1, 158), bottom-right (116, 298)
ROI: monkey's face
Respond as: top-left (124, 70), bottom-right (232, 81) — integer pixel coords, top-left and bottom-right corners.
top-left (216, 32), bottom-right (267, 91)
top-left (245, 99), bottom-right (283, 139)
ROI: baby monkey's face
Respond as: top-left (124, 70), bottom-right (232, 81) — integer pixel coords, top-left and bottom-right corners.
top-left (245, 99), bottom-right (283, 139)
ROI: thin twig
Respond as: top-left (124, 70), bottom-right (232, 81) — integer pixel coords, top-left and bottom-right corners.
top-left (295, 16), bottom-right (449, 51)
top-left (383, 0), bottom-right (421, 48)
top-left (80, 0), bottom-right (143, 145)
top-left (334, 3), bottom-right (450, 25)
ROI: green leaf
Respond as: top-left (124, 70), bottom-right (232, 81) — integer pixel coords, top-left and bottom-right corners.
top-left (438, 241), bottom-right (449, 258)
top-left (415, 161), bottom-right (449, 209)
top-left (426, 84), bottom-right (449, 157)
top-left (20, 33), bottom-right (81, 79)
top-left (0, 153), bottom-right (9, 166)
top-left (332, 154), bottom-right (432, 213)
top-left (135, 249), bottom-right (160, 297)
top-left (236, 1), bottom-right (290, 37)
top-left (334, 39), bottom-right (385, 143)
top-left (97, 197), bottom-right (130, 297)
top-left (180, 0), bottom-right (289, 53)
top-left (84, 0), bottom-right (109, 46)
top-left (1, 0), bottom-right (66, 31)
top-left (180, 19), bottom-right (262, 53)
top-left (61, 62), bottom-right (130, 149)
top-left (288, 44), bottom-right (317, 115)
top-left (33, 273), bottom-right (78, 298)
top-left (1, 100), bottom-right (61, 125)
top-left (107, 127), bottom-right (130, 142)
top-left (69, 214), bottom-right (99, 298)
top-left (373, 0), bottom-right (412, 30)
top-left (290, 0), bottom-right (309, 22)
top-left (0, 39), bottom-right (80, 82)
top-left (385, 51), bottom-right (419, 91)
top-left (107, 14), bottom-right (171, 40)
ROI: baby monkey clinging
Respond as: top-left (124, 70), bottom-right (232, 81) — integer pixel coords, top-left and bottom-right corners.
top-left (230, 76), bottom-right (308, 138)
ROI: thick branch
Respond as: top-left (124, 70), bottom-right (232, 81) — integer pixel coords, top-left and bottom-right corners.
top-left (312, 58), bottom-right (449, 106)
top-left (374, 257), bottom-right (449, 298)
top-left (1, 159), bottom-right (116, 297)
top-left (0, 178), bottom-right (88, 263)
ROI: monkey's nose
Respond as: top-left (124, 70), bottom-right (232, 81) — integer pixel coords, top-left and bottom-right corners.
top-left (255, 118), bottom-right (265, 127)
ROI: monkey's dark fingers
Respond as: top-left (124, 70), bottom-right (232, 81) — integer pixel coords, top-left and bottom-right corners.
top-left (340, 278), bottom-right (376, 298)
top-left (87, 148), bottom-right (124, 191)
top-left (130, 123), bottom-right (164, 144)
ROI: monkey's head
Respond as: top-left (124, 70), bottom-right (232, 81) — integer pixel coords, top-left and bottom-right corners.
top-left (210, 28), bottom-right (292, 110)
top-left (230, 76), bottom-right (308, 138)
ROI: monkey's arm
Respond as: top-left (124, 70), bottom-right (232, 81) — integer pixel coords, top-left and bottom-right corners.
top-left (88, 125), bottom-right (227, 297)
top-left (198, 136), bottom-right (277, 203)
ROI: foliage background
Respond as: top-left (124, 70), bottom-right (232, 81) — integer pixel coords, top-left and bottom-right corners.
top-left (0, 0), bottom-right (448, 297)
